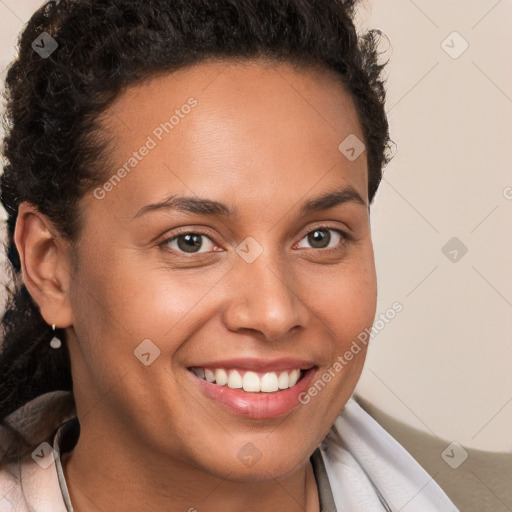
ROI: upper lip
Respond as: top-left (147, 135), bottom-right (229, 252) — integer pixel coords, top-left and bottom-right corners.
top-left (187, 357), bottom-right (316, 372)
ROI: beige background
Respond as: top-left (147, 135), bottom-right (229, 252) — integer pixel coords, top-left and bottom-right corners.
top-left (354, 0), bottom-right (512, 454)
top-left (0, 0), bottom-right (511, 456)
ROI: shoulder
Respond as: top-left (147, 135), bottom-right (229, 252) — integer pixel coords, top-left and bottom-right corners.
top-left (0, 461), bottom-right (26, 512)
top-left (319, 397), bottom-right (460, 511)
top-left (0, 454), bottom-right (67, 512)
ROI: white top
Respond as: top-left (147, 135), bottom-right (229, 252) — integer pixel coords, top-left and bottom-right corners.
top-left (0, 398), bottom-right (459, 511)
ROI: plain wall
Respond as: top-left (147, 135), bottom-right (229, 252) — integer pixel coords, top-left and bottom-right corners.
top-left (353, 0), bottom-right (512, 452)
top-left (0, 0), bottom-right (510, 453)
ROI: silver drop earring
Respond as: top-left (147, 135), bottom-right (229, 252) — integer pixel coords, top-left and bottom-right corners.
top-left (50, 323), bottom-right (62, 349)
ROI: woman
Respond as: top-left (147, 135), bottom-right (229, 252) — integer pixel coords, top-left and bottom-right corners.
top-left (0, 0), bottom-right (458, 510)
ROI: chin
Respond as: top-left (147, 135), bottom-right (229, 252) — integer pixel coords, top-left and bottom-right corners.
top-left (193, 440), bottom-right (312, 484)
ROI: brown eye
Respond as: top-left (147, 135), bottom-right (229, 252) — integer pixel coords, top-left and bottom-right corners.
top-left (296, 228), bottom-right (346, 250)
top-left (163, 232), bottom-right (217, 254)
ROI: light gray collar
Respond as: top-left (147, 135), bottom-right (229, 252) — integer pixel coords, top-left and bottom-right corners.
top-left (53, 418), bottom-right (77, 512)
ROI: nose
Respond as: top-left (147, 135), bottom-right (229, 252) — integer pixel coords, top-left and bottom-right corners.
top-left (222, 252), bottom-right (308, 341)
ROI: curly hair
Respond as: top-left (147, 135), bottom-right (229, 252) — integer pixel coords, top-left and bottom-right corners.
top-left (0, 0), bottom-right (391, 460)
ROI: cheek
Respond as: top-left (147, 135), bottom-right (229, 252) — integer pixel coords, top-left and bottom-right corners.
top-left (70, 250), bottom-right (225, 365)
top-left (67, 251), bottom-right (207, 421)
top-left (299, 246), bottom-right (377, 346)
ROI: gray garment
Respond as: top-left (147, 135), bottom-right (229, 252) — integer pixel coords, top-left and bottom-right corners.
top-left (310, 446), bottom-right (338, 512)
top-left (53, 419), bottom-right (75, 512)
top-left (53, 418), bottom-right (338, 512)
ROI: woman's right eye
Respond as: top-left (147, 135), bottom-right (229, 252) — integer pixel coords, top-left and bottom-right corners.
top-left (162, 232), bottom-right (218, 254)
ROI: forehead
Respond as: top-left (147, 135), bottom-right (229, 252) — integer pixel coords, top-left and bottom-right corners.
top-left (93, 57), bottom-right (368, 219)
top-left (105, 57), bottom-right (363, 138)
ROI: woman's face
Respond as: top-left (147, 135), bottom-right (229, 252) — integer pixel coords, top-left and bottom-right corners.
top-left (66, 58), bottom-right (377, 480)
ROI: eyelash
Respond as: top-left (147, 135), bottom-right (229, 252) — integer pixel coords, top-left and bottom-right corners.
top-left (160, 225), bottom-right (351, 256)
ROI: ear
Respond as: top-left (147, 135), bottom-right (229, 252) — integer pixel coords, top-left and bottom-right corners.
top-left (13, 201), bottom-right (74, 328)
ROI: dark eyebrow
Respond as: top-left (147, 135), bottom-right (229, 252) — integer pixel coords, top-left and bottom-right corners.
top-left (300, 185), bottom-right (367, 215)
top-left (133, 194), bottom-right (237, 219)
top-left (133, 185), bottom-right (366, 219)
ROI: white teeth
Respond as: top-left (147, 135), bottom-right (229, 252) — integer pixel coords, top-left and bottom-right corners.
top-left (288, 369), bottom-right (300, 387)
top-left (278, 371), bottom-right (289, 389)
top-left (191, 367), bottom-right (305, 393)
top-left (227, 369), bottom-right (243, 389)
top-left (242, 371), bottom-right (261, 392)
top-left (215, 368), bottom-right (228, 386)
top-left (261, 372), bottom-right (279, 392)
top-left (204, 368), bottom-right (215, 382)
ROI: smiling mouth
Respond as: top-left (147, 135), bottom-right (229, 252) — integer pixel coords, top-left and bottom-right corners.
top-left (189, 367), bottom-right (307, 393)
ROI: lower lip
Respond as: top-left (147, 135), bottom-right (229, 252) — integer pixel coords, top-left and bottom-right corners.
top-left (189, 367), bottom-right (318, 419)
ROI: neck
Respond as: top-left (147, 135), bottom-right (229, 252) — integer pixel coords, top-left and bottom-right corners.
top-left (61, 426), bottom-right (320, 512)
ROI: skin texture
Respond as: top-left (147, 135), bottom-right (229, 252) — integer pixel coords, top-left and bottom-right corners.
top-left (14, 57), bottom-right (377, 511)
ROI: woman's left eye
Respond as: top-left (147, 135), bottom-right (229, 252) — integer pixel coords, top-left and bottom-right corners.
top-left (295, 228), bottom-right (347, 251)
top-left (162, 227), bottom-right (348, 255)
